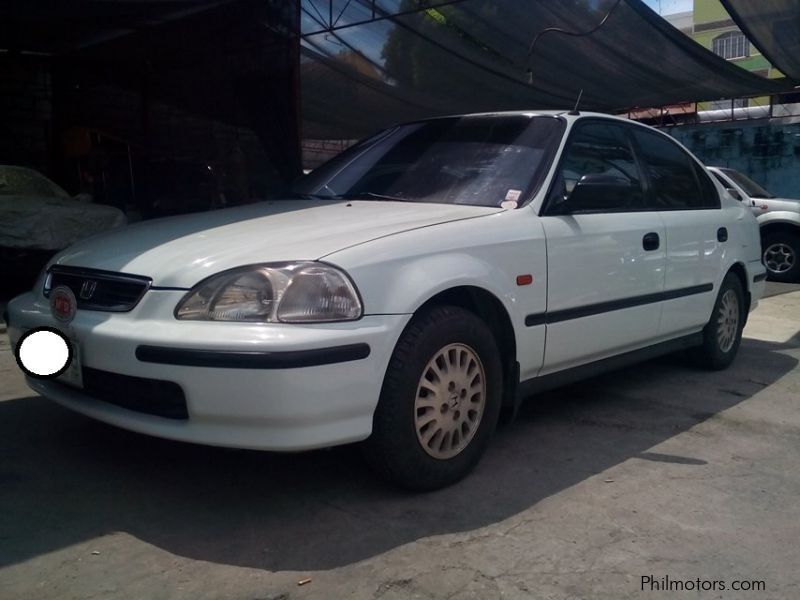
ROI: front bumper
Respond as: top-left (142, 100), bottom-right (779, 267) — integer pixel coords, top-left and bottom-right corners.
top-left (7, 289), bottom-right (410, 451)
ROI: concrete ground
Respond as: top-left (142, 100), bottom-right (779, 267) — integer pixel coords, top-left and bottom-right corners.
top-left (1, 286), bottom-right (799, 600)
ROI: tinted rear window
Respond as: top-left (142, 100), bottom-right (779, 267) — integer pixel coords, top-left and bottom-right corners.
top-left (720, 168), bottom-right (774, 199)
top-left (633, 129), bottom-right (718, 209)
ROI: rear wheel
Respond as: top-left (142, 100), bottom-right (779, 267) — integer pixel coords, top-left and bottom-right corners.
top-left (363, 306), bottom-right (502, 490)
top-left (762, 232), bottom-right (800, 282)
top-left (689, 273), bottom-right (745, 370)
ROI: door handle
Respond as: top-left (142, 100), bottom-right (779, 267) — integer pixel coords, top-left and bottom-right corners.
top-left (643, 232), bottom-right (660, 251)
top-left (717, 227), bottom-right (728, 242)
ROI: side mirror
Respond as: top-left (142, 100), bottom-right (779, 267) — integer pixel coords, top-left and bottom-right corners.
top-left (726, 188), bottom-right (743, 201)
top-left (564, 173), bottom-right (633, 212)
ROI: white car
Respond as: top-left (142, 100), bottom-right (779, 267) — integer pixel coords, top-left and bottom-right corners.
top-left (707, 166), bottom-right (800, 282)
top-left (7, 112), bottom-right (766, 490)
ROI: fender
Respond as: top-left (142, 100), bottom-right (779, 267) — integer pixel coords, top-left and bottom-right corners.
top-left (757, 211), bottom-right (800, 228)
top-left (326, 211), bottom-right (549, 375)
top-left (381, 253), bottom-right (520, 316)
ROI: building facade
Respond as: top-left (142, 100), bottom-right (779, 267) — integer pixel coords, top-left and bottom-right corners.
top-left (692, 0), bottom-right (781, 110)
top-left (662, 2), bottom-right (799, 200)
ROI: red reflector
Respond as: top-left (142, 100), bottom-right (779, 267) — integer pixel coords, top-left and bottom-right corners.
top-left (516, 274), bottom-right (533, 286)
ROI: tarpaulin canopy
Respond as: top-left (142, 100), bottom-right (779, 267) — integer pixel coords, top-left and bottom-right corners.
top-left (2, 1), bottom-right (793, 161)
top-left (301, 0), bottom-right (792, 138)
top-left (720, 0), bottom-right (800, 83)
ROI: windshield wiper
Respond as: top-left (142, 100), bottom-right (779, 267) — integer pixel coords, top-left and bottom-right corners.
top-left (290, 191), bottom-right (413, 202)
top-left (339, 192), bottom-right (412, 202)
top-left (286, 192), bottom-right (337, 200)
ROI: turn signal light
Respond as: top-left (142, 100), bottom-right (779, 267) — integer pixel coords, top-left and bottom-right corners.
top-left (516, 274), bottom-right (534, 286)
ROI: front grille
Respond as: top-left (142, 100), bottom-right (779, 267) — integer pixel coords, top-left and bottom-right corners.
top-left (44, 266), bottom-right (151, 312)
top-left (54, 367), bottom-right (189, 420)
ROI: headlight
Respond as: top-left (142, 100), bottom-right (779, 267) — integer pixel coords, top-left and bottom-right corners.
top-left (175, 262), bottom-right (362, 323)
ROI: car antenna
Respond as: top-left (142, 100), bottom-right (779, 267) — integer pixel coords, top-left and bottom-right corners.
top-left (568, 89), bottom-right (583, 116)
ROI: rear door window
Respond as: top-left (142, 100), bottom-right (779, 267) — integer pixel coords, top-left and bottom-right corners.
top-left (694, 163), bottom-right (720, 208)
top-left (632, 129), bottom-right (719, 209)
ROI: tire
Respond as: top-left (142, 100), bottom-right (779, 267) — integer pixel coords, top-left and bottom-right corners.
top-left (689, 273), bottom-right (746, 370)
top-left (363, 305), bottom-right (503, 491)
top-left (762, 232), bottom-right (800, 283)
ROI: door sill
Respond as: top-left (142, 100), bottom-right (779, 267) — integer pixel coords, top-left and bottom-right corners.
top-left (517, 332), bottom-right (703, 400)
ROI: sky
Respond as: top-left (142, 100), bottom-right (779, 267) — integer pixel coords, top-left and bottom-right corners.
top-left (643, 0), bottom-right (694, 14)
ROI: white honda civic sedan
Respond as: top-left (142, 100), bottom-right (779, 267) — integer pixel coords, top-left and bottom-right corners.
top-left (7, 112), bottom-right (766, 489)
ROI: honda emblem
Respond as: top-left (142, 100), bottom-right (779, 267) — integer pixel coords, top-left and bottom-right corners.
top-left (79, 280), bottom-right (98, 300)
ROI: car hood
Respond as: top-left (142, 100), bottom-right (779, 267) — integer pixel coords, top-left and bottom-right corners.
top-left (763, 197), bottom-right (800, 212)
top-left (52, 199), bottom-right (502, 287)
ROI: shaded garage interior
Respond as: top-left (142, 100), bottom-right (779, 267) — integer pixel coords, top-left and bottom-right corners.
top-left (0, 0), bottom-right (796, 297)
top-left (2, 1), bottom-right (302, 215)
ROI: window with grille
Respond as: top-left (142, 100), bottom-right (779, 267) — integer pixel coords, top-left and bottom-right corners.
top-left (709, 98), bottom-right (749, 111)
top-left (712, 31), bottom-right (750, 59)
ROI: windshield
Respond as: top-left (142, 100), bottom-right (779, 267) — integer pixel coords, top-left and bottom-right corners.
top-left (0, 166), bottom-right (70, 199)
top-left (720, 168), bottom-right (775, 199)
top-left (293, 115), bottom-right (565, 208)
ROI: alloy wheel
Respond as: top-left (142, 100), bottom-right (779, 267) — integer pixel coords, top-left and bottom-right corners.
top-left (414, 343), bottom-right (486, 460)
top-left (717, 289), bottom-right (739, 353)
top-left (764, 243), bottom-right (795, 275)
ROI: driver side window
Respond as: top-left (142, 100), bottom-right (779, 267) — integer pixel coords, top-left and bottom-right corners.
top-left (546, 122), bottom-right (645, 214)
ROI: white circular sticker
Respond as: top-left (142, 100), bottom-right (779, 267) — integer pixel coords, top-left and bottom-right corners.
top-left (500, 200), bottom-right (518, 209)
top-left (14, 328), bottom-right (72, 378)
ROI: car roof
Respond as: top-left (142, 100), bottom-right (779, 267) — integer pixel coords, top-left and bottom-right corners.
top-left (409, 110), bottom-right (668, 135)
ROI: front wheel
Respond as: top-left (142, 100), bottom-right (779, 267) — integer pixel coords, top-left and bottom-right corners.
top-left (363, 306), bottom-right (503, 491)
top-left (762, 232), bottom-right (800, 282)
top-left (689, 273), bottom-right (745, 370)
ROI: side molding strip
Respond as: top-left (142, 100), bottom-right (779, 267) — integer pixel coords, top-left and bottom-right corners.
top-left (525, 283), bottom-right (714, 327)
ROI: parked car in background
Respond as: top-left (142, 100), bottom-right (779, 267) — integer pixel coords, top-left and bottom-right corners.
top-left (8, 112), bottom-right (765, 490)
top-left (708, 166), bottom-right (800, 282)
top-left (0, 165), bottom-right (127, 252)
top-left (0, 165), bottom-right (127, 296)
